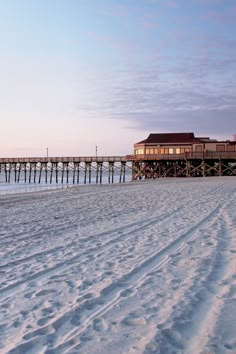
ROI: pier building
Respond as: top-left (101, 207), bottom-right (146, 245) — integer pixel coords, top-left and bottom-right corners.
top-left (127, 132), bottom-right (236, 179)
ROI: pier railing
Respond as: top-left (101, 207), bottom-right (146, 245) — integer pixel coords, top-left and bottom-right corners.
top-left (126, 151), bottom-right (236, 161)
top-left (1, 151), bottom-right (236, 164)
top-left (0, 156), bottom-right (127, 163)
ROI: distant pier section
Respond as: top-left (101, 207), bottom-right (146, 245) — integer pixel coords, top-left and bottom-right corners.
top-left (0, 156), bottom-right (129, 184)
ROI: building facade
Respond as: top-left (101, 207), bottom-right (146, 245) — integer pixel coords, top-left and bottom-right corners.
top-left (134, 132), bottom-right (236, 157)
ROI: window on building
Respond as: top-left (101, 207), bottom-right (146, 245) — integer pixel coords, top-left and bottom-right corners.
top-left (135, 149), bottom-right (144, 155)
top-left (176, 148), bottom-right (180, 154)
top-left (169, 148), bottom-right (174, 154)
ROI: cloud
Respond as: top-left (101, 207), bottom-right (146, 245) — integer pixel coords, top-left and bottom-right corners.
top-left (76, 41), bottom-right (236, 140)
top-left (75, 0), bottom-right (236, 141)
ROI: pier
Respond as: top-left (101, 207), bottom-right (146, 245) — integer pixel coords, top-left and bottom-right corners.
top-left (1, 151), bottom-right (236, 184)
top-left (0, 157), bottom-right (130, 184)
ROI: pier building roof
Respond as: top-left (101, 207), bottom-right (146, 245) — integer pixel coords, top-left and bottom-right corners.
top-left (135, 132), bottom-right (206, 145)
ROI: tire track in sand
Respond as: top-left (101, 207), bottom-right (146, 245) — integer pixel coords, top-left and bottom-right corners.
top-left (0, 204), bottom-right (183, 296)
top-left (13, 202), bottom-right (223, 354)
top-left (182, 209), bottom-right (236, 354)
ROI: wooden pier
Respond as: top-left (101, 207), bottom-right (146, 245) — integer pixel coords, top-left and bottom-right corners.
top-left (1, 152), bottom-right (236, 184)
top-left (0, 156), bottom-right (130, 184)
top-left (126, 151), bottom-right (236, 179)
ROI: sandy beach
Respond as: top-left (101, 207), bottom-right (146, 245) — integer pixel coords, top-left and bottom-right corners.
top-left (0, 177), bottom-right (235, 353)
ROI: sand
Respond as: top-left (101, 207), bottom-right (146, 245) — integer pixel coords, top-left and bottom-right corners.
top-left (0, 177), bottom-right (235, 353)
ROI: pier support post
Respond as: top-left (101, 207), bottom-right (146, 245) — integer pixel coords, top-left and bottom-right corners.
top-left (38, 163), bottom-right (42, 184)
top-left (202, 160), bottom-right (206, 177)
top-left (55, 163), bottom-right (58, 184)
top-left (119, 162), bottom-right (126, 183)
top-left (96, 162), bottom-right (103, 184)
top-left (33, 163), bottom-right (37, 183)
top-left (17, 164), bottom-right (21, 183)
top-left (72, 163), bottom-right (76, 184)
top-left (50, 163), bottom-right (54, 184)
top-left (29, 163), bottom-right (32, 183)
top-left (99, 162), bottom-right (103, 184)
top-left (61, 163), bottom-right (65, 184)
top-left (66, 163), bottom-right (69, 184)
top-left (14, 163), bottom-right (17, 183)
top-left (77, 163), bottom-right (80, 184)
top-left (24, 163), bottom-right (27, 183)
top-left (108, 162), bottom-right (114, 184)
top-left (88, 162), bottom-right (91, 184)
top-left (44, 163), bottom-right (48, 183)
top-left (219, 159), bottom-right (222, 176)
top-left (84, 163), bottom-right (88, 184)
top-left (8, 164), bottom-right (11, 183)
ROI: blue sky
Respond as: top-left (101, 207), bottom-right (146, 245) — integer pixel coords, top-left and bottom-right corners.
top-left (0, 0), bottom-right (236, 157)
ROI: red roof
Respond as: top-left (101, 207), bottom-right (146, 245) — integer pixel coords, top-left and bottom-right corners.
top-left (135, 133), bottom-right (202, 145)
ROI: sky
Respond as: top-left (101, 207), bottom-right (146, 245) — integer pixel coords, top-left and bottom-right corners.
top-left (0, 0), bottom-right (236, 157)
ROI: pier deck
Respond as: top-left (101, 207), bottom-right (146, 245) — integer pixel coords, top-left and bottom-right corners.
top-left (0, 152), bottom-right (236, 184)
